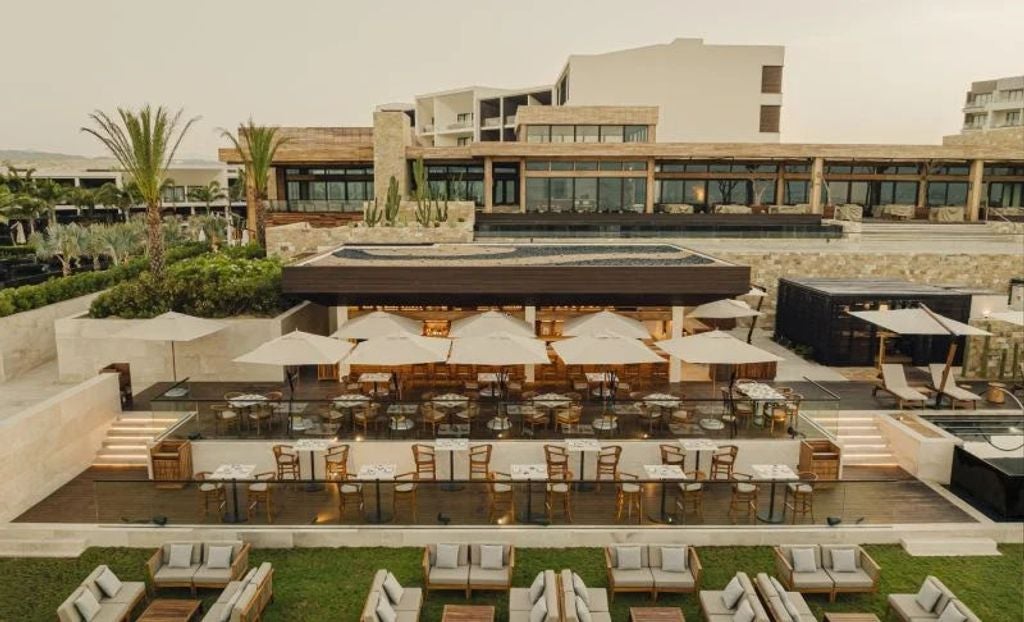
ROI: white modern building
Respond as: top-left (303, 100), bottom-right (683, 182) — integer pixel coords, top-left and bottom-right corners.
top-left (961, 75), bottom-right (1024, 133)
top-left (409, 38), bottom-right (785, 145)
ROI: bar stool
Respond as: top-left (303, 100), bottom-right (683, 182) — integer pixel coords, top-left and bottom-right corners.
top-left (195, 471), bottom-right (225, 521)
top-left (247, 472), bottom-right (276, 523)
top-left (728, 473), bottom-right (758, 524)
top-left (487, 471), bottom-right (515, 523)
top-left (615, 472), bottom-right (643, 523)
top-left (675, 470), bottom-right (705, 523)
top-left (785, 471), bottom-right (817, 524)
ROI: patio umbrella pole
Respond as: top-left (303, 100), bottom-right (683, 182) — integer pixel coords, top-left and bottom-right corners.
top-left (170, 341), bottom-right (177, 382)
top-left (920, 304), bottom-right (959, 408)
top-left (746, 295), bottom-right (766, 344)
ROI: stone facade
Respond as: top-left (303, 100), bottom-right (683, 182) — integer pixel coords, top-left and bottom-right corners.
top-left (0, 291), bottom-right (102, 381)
top-left (963, 317), bottom-right (1024, 380)
top-left (373, 111), bottom-right (412, 200)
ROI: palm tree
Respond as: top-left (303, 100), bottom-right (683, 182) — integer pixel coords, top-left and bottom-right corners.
top-left (66, 186), bottom-right (97, 219)
top-left (219, 120), bottom-right (288, 247)
top-left (29, 222), bottom-right (83, 277)
top-left (31, 178), bottom-right (69, 227)
top-left (78, 224), bottom-right (107, 270)
top-left (82, 105), bottom-right (199, 275)
top-left (96, 221), bottom-right (145, 265)
top-left (187, 180), bottom-right (227, 214)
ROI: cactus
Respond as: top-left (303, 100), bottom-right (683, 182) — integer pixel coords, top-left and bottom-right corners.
top-left (363, 198), bottom-right (382, 227)
top-left (415, 199), bottom-right (433, 226)
top-left (434, 189), bottom-right (449, 223)
top-left (383, 176), bottom-right (401, 225)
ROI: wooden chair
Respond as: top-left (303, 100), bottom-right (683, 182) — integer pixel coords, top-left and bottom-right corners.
top-left (710, 445), bottom-right (739, 479)
top-left (521, 405), bottom-right (549, 436)
top-left (454, 402), bottom-right (480, 430)
top-left (659, 444), bottom-right (685, 467)
top-left (420, 403), bottom-right (446, 436)
top-left (353, 402), bottom-right (380, 436)
top-left (487, 471), bottom-right (515, 523)
top-left (595, 445), bottom-right (622, 490)
top-left (469, 444), bottom-right (492, 481)
top-left (336, 474), bottom-right (364, 519)
top-left (785, 471), bottom-right (817, 524)
top-left (324, 444), bottom-right (349, 480)
top-left (247, 472), bottom-right (275, 523)
top-left (412, 444), bottom-right (437, 481)
top-left (637, 403), bottom-right (663, 433)
top-left (544, 444), bottom-right (570, 473)
top-left (614, 472), bottom-right (643, 523)
top-left (675, 470), bottom-right (705, 523)
top-left (248, 403), bottom-right (275, 436)
top-left (272, 445), bottom-right (300, 483)
top-left (767, 402), bottom-right (790, 435)
top-left (545, 466), bottom-right (574, 523)
top-left (195, 471), bottom-right (225, 521)
top-left (321, 404), bottom-right (348, 430)
top-left (555, 404), bottom-right (582, 430)
top-left (393, 472), bottom-right (419, 522)
top-left (728, 473), bottom-right (758, 524)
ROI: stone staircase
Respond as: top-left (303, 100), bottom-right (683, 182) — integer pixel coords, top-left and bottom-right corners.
top-left (807, 412), bottom-right (897, 467)
top-left (857, 222), bottom-right (1021, 242)
top-left (93, 412), bottom-right (182, 468)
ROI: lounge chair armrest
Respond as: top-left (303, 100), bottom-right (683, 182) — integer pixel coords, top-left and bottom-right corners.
top-left (145, 549), bottom-right (162, 584)
top-left (689, 547), bottom-right (703, 590)
top-left (604, 548), bottom-right (615, 588)
top-left (232, 543), bottom-right (251, 579)
top-left (772, 548), bottom-right (793, 587)
top-left (508, 547), bottom-right (516, 580)
top-left (860, 549), bottom-right (881, 583)
top-left (422, 548), bottom-right (431, 584)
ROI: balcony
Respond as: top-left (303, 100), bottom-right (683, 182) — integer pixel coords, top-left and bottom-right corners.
top-left (482, 116), bottom-right (501, 128)
top-left (445, 119), bottom-right (474, 131)
top-left (421, 124), bottom-right (434, 133)
top-left (505, 115), bottom-right (517, 126)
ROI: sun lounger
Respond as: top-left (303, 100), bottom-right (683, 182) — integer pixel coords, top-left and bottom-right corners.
top-left (928, 364), bottom-right (982, 409)
top-left (873, 364), bottom-right (930, 408)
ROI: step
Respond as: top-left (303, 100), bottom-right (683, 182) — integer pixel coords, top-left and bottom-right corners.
top-left (901, 537), bottom-right (1001, 557)
top-left (93, 454), bottom-right (148, 466)
top-left (0, 538), bottom-right (87, 558)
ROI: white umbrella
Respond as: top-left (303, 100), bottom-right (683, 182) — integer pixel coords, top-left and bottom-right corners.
top-left (553, 333), bottom-right (664, 365)
top-left (986, 310), bottom-right (1024, 327)
top-left (740, 286), bottom-right (767, 298)
top-left (12, 221), bottom-right (26, 245)
top-left (234, 331), bottom-right (354, 367)
top-left (114, 311), bottom-right (226, 381)
top-left (562, 310), bottom-right (650, 339)
top-left (345, 333), bottom-right (450, 366)
top-left (449, 310), bottom-right (534, 338)
top-left (197, 228), bottom-right (207, 243)
top-left (656, 330), bottom-right (783, 365)
top-left (690, 299), bottom-right (762, 320)
top-left (447, 332), bottom-right (550, 366)
top-left (332, 311), bottom-right (422, 339)
top-left (226, 222), bottom-right (236, 246)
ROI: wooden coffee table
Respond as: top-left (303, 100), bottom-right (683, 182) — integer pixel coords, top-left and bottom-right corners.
top-left (631, 607), bottom-right (685, 622)
top-left (137, 599), bottom-right (202, 622)
top-left (442, 605), bottom-right (495, 621)
top-left (822, 614), bottom-right (881, 622)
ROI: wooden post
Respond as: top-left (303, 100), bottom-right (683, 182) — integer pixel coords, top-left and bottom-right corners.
top-left (519, 158), bottom-right (527, 213)
top-left (669, 306), bottom-right (684, 383)
top-left (809, 157), bottom-right (824, 214)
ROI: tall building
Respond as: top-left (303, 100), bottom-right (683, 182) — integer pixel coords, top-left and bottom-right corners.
top-left (409, 38), bottom-right (784, 146)
top-left (960, 76), bottom-right (1024, 133)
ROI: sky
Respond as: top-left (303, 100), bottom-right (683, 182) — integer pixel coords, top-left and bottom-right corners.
top-left (1, 0), bottom-right (1022, 159)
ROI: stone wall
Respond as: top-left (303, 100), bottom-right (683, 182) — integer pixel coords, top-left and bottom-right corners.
top-left (55, 302), bottom-right (328, 391)
top-left (963, 317), bottom-right (1024, 380)
top-left (0, 373), bottom-right (121, 522)
top-left (373, 111), bottom-right (411, 200)
top-left (266, 201), bottom-right (476, 260)
top-left (0, 291), bottom-right (102, 381)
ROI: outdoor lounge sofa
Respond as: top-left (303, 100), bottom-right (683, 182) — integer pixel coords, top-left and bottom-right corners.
top-left (146, 540), bottom-right (251, 594)
top-left (57, 565), bottom-right (146, 622)
top-left (773, 545), bottom-right (834, 601)
top-left (423, 543), bottom-right (514, 597)
top-left (560, 569), bottom-right (612, 622)
top-left (887, 575), bottom-right (981, 621)
top-left (774, 544), bottom-right (879, 602)
top-left (874, 364), bottom-right (930, 408)
top-left (603, 544), bottom-right (701, 600)
top-left (929, 364), bottom-right (982, 409)
top-left (359, 569), bottom-right (423, 622)
top-left (200, 562), bottom-right (274, 622)
top-left (752, 573), bottom-right (815, 622)
top-left (698, 571), bottom-right (770, 622)
top-left (509, 570), bottom-right (559, 622)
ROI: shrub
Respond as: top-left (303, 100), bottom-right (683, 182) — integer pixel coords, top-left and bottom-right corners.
top-left (0, 245), bottom-right (36, 257)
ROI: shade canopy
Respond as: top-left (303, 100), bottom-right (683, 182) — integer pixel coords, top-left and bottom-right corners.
top-left (689, 299), bottom-right (762, 320)
top-left (562, 310), bottom-right (650, 339)
top-left (987, 310), bottom-right (1024, 327)
top-left (740, 286), bottom-right (767, 298)
top-left (331, 311), bottom-right (422, 339)
top-left (447, 332), bottom-right (550, 366)
top-left (448, 310), bottom-right (534, 338)
top-left (553, 333), bottom-right (664, 365)
top-left (114, 311), bottom-right (226, 342)
top-left (849, 308), bottom-right (990, 336)
top-left (233, 331), bottom-right (354, 366)
top-left (656, 330), bottom-right (783, 365)
top-left (344, 333), bottom-right (450, 366)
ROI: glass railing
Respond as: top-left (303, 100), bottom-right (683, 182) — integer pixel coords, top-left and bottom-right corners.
top-left (266, 200), bottom-right (366, 213)
top-left (92, 475), bottom-right (926, 528)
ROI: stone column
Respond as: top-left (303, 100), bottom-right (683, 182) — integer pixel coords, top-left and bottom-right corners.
top-left (967, 159), bottom-right (985, 221)
top-left (669, 306), bottom-right (685, 383)
top-left (373, 111), bottom-right (412, 201)
top-left (519, 158), bottom-right (527, 213)
top-left (331, 306), bottom-right (350, 380)
top-left (483, 157), bottom-right (494, 213)
top-left (809, 157), bottom-right (824, 214)
top-left (775, 169), bottom-right (785, 206)
top-left (645, 158), bottom-right (656, 214)
top-left (524, 305), bottom-right (537, 383)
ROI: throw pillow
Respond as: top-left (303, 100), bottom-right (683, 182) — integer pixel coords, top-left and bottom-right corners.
top-left (168, 544), bottom-right (193, 569)
top-left (375, 593), bottom-right (397, 622)
top-left (732, 599), bottom-right (755, 622)
top-left (206, 545), bottom-right (233, 570)
top-left (529, 571), bottom-right (545, 604)
top-left (831, 548), bottom-right (857, 573)
top-left (480, 545), bottom-right (504, 570)
top-left (915, 580), bottom-right (943, 612)
top-left (95, 567), bottom-right (122, 598)
top-left (221, 583), bottom-right (246, 622)
top-left (722, 576), bottom-right (744, 610)
top-left (937, 601), bottom-right (967, 622)
top-left (73, 590), bottom-right (102, 622)
top-left (572, 572), bottom-right (589, 606)
top-left (769, 576), bottom-right (801, 619)
top-left (575, 595), bottom-right (593, 622)
top-left (616, 546), bottom-right (642, 570)
top-left (661, 546), bottom-right (688, 572)
top-left (382, 572), bottom-right (404, 605)
top-left (791, 547), bottom-right (817, 573)
top-left (435, 544), bottom-right (460, 569)
top-left (529, 595), bottom-right (547, 622)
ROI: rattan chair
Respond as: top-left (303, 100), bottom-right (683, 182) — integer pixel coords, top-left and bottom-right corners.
top-left (469, 444), bottom-right (492, 481)
top-left (545, 466), bottom-right (574, 523)
top-left (393, 472), bottom-right (419, 522)
top-left (675, 470), bottom-right (705, 523)
top-left (710, 445), bottom-right (739, 479)
top-left (195, 471), bottom-right (225, 521)
top-left (785, 471), bottom-right (817, 524)
top-left (595, 445), bottom-right (622, 490)
top-left (336, 474), bottom-right (363, 519)
top-left (412, 444), bottom-right (437, 481)
top-left (324, 444), bottom-right (349, 480)
top-left (660, 443), bottom-right (685, 467)
top-left (487, 471), bottom-right (515, 523)
top-left (272, 445), bottom-right (300, 483)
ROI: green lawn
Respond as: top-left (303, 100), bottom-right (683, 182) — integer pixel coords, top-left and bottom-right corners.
top-left (1, 544), bottom-right (1020, 621)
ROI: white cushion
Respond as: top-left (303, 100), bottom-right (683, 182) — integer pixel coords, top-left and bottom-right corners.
top-left (74, 589), bottom-right (102, 621)
top-left (722, 576), bottom-right (744, 609)
top-left (529, 572), bottom-right (545, 604)
top-left (207, 545), bottom-right (233, 570)
top-left (937, 601), bottom-right (967, 622)
top-left (480, 545), bottom-right (504, 570)
top-left (661, 546), bottom-right (688, 572)
top-left (831, 548), bottom-right (857, 573)
top-left (435, 544), bottom-right (460, 569)
top-left (376, 593), bottom-right (397, 622)
top-left (916, 580), bottom-right (943, 612)
top-left (616, 546), bottom-right (642, 570)
top-left (572, 572), bottom-right (589, 606)
top-left (733, 599), bottom-right (755, 622)
top-left (530, 595), bottom-right (547, 622)
top-left (770, 576), bottom-right (800, 619)
top-left (791, 547), bottom-right (817, 573)
top-left (383, 572), bottom-right (404, 605)
top-left (168, 544), bottom-right (193, 569)
top-left (95, 567), bottom-right (122, 598)
top-left (575, 595), bottom-right (592, 622)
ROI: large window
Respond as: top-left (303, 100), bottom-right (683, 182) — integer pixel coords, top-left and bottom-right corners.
top-left (987, 182), bottom-right (1023, 208)
top-left (415, 164), bottom-right (485, 205)
top-left (526, 126), bottom-right (550, 143)
top-left (521, 124), bottom-right (649, 143)
top-left (526, 177), bottom-right (646, 213)
top-left (926, 181), bottom-right (968, 207)
top-left (550, 126), bottom-right (574, 143)
top-left (873, 181), bottom-right (919, 205)
top-left (624, 125), bottom-right (649, 142)
top-left (600, 125), bottom-right (624, 143)
top-left (785, 181), bottom-right (808, 204)
top-left (283, 166), bottom-right (374, 204)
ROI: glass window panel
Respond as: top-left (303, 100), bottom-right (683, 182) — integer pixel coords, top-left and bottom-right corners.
top-left (467, 180), bottom-right (484, 205)
top-left (285, 168), bottom-right (300, 175)
top-left (574, 161), bottom-right (598, 171)
top-left (623, 125), bottom-right (648, 142)
top-left (428, 180), bottom-right (446, 198)
top-left (327, 182), bottom-right (345, 201)
top-left (657, 162), bottom-right (686, 172)
top-left (575, 125), bottom-right (599, 143)
top-left (683, 180), bottom-right (707, 206)
top-left (849, 181), bottom-right (869, 204)
top-left (785, 163), bottom-right (810, 173)
top-left (943, 182), bottom-right (968, 206)
top-left (526, 126), bottom-right (549, 143)
top-left (624, 178), bottom-right (646, 212)
top-left (894, 181), bottom-right (917, 205)
top-left (549, 161), bottom-right (573, 171)
top-left (599, 178), bottom-right (623, 212)
top-left (600, 125), bottom-right (624, 143)
top-left (526, 178), bottom-right (549, 212)
top-left (708, 179), bottom-right (748, 204)
top-left (599, 161), bottom-right (623, 171)
top-left (708, 163), bottom-right (731, 173)
top-left (623, 161), bottom-right (647, 171)
top-left (785, 181), bottom-right (808, 204)
top-left (550, 126), bottom-right (574, 143)
top-left (346, 182), bottom-right (366, 201)
top-left (752, 179), bottom-right (775, 205)
top-left (685, 163), bottom-right (708, 173)
top-left (309, 169), bottom-right (325, 176)
top-left (309, 181), bottom-right (327, 200)
top-left (827, 181), bottom-right (850, 205)
top-left (658, 180), bottom-right (685, 204)
top-left (525, 161), bottom-right (549, 171)
top-left (574, 178), bottom-right (597, 212)
top-left (286, 182), bottom-right (301, 200)
top-left (549, 178), bottom-right (573, 213)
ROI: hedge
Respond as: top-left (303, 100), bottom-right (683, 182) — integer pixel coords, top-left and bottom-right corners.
top-left (0, 245), bottom-right (36, 257)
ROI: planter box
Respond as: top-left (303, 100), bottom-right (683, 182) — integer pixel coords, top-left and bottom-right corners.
top-left (0, 291), bottom-right (103, 381)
